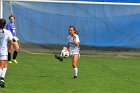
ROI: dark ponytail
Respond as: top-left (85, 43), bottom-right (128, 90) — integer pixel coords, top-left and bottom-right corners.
top-left (0, 19), bottom-right (6, 33)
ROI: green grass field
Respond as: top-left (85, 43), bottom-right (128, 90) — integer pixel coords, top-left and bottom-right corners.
top-left (0, 52), bottom-right (140, 93)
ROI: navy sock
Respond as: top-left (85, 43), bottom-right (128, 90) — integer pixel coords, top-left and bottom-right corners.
top-left (13, 51), bottom-right (18, 60)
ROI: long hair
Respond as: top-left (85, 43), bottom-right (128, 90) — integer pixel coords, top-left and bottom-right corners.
top-left (0, 19), bottom-right (6, 33)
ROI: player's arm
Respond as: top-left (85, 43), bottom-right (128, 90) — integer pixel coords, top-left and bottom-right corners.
top-left (6, 24), bottom-right (11, 30)
top-left (73, 35), bottom-right (79, 47)
top-left (74, 40), bottom-right (79, 47)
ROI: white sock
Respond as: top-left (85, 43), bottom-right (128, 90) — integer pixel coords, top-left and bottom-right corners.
top-left (0, 69), bottom-right (2, 77)
top-left (1, 68), bottom-right (7, 78)
top-left (73, 67), bottom-right (78, 76)
top-left (60, 50), bottom-right (65, 57)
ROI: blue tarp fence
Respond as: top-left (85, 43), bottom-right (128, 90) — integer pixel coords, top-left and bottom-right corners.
top-left (3, 1), bottom-right (140, 48)
top-left (63, 0), bottom-right (140, 3)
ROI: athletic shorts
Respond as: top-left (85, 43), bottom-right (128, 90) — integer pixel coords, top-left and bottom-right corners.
top-left (0, 55), bottom-right (7, 60)
top-left (69, 47), bottom-right (80, 57)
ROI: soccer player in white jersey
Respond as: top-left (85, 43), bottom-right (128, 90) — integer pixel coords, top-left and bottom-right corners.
top-left (55, 26), bottom-right (80, 79)
top-left (0, 19), bottom-right (13, 88)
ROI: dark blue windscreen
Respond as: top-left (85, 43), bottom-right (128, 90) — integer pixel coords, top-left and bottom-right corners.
top-left (3, 1), bottom-right (140, 48)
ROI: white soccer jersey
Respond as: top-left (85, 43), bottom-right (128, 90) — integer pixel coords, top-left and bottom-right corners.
top-left (0, 29), bottom-right (13, 55)
top-left (67, 34), bottom-right (80, 55)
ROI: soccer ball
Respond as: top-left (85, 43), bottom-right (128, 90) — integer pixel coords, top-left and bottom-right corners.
top-left (62, 50), bottom-right (69, 57)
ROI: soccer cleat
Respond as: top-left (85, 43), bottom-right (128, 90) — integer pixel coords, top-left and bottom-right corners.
top-left (73, 76), bottom-right (77, 79)
top-left (8, 61), bottom-right (13, 63)
top-left (11, 59), bottom-right (18, 64)
top-left (55, 55), bottom-right (63, 61)
top-left (0, 80), bottom-right (5, 88)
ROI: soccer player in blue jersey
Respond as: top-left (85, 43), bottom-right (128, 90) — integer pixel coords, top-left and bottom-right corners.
top-left (6, 15), bottom-right (19, 64)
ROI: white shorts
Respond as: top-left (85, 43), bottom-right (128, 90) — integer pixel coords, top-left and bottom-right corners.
top-left (69, 47), bottom-right (80, 57)
top-left (0, 55), bottom-right (7, 60)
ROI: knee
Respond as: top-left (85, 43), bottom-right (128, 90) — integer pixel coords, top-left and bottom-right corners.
top-left (13, 43), bottom-right (20, 52)
top-left (63, 47), bottom-right (68, 51)
top-left (4, 63), bottom-right (7, 68)
top-left (0, 61), bottom-right (6, 69)
top-left (72, 63), bottom-right (77, 68)
top-left (15, 47), bottom-right (20, 52)
top-left (15, 49), bottom-right (19, 52)
top-left (0, 65), bottom-right (3, 69)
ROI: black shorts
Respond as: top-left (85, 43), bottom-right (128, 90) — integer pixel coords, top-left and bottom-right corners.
top-left (13, 38), bottom-right (16, 42)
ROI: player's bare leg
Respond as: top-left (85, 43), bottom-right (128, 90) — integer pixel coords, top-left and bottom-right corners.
top-left (12, 42), bottom-right (19, 63)
top-left (1, 63), bottom-right (7, 80)
top-left (55, 47), bottom-right (69, 61)
top-left (0, 60), bottom-right (6, 88)
top-left (72, 54), bottom-right (79, 79)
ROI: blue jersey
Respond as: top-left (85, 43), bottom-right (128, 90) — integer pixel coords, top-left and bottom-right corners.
top-left (6, 22), bottom-right (16, 37)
